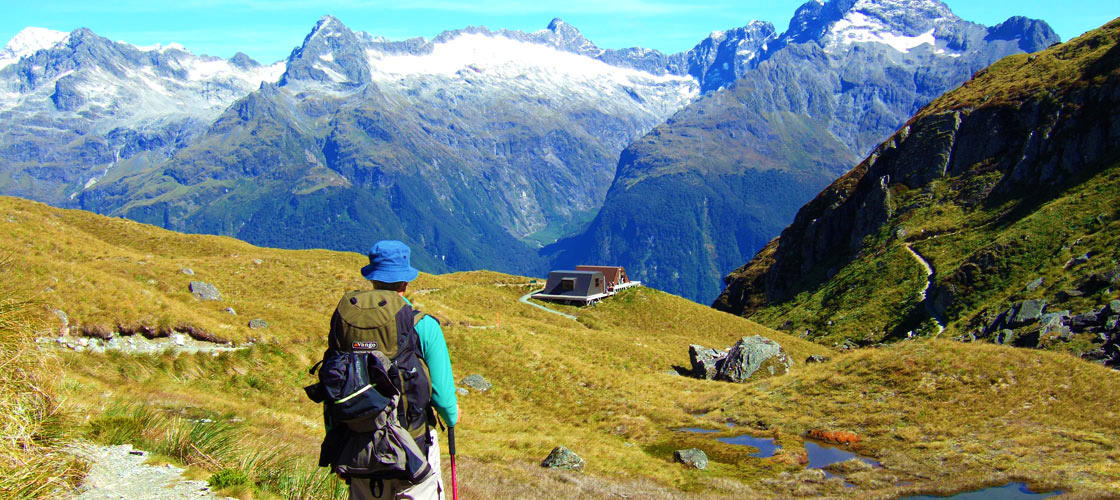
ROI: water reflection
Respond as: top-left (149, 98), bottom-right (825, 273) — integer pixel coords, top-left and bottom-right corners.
top-left (717, 435), bottom-right (780, 458)
top-left (804, 440), bottom-right (880, 469)
top-left (901, 482), bottom-right (1059, 499)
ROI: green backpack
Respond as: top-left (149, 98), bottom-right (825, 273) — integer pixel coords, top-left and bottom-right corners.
top-left (328, 289), bottom-right (435, 447)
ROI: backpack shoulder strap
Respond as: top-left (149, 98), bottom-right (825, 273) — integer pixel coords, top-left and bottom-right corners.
top-left (412, 309), bottom-right (441, 327)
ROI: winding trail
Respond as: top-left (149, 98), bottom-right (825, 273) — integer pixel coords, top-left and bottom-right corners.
top-left (905, 245), bottom-right (947, 336)
top-left (519, 290), bottom-right (578, 320)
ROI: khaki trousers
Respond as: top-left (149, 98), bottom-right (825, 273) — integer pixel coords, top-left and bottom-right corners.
top-left (349, 429), bottom-right (445, 500)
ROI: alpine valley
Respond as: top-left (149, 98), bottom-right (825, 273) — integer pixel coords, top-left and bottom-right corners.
top-left (0, 0), bottom-right (1059, 302)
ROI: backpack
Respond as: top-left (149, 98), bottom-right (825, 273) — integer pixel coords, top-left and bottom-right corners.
top-left (305, 289), bottom-right (436, 482)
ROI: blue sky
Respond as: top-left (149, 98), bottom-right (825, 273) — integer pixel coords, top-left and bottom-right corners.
top-left (3, 1), bottom-right (1116, 62)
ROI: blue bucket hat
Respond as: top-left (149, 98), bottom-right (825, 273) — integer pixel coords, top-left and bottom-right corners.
top-left (361, 240), bottom-right (419, 283)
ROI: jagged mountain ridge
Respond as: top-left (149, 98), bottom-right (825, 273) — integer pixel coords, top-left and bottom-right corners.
top-left (0, 26), bottom-right (283, 204)
top-left (714, 18), bottom-right (1120, 363)
top-left (63, 16), bottom-right (713, 274)
top-left (549, 0), bottom-right (1060, 303)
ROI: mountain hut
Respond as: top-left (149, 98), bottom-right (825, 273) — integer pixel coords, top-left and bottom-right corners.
top-left (575, 265), bottom-right (636, 291)
top-left (531, 270), bottom-right (609, 305)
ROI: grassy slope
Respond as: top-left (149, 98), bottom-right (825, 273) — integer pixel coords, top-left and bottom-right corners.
top-left (751, 159), bottom-right (1120, 346)
top-left (2, 195), bottom-right (1118, 498)
top-left (738, 19), bottom-right (1120, 349)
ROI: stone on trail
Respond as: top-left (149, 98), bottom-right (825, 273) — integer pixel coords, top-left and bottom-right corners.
top-left (181, 267), bottom-right (194, 276)
top-left (673, 448), bottom-right (708, 470)
top-left (689, 344), bottom-right (726, 380)
top-left (715, 336), bottom-right (792, 382)
top-left (248, 319), bottom-right (268, 329)
top-left (53, 309), bottom-right (70, 335)
top-left (225, 307), bottom-right (237, 315)
top-left (460, 374), bottom-right (492, 392)
top-left (189, 281), bottom-right (221, 301)
top-left (456, 387), bottom-right (468, 396)
top-left (541, 446), bottom-right (584, 471)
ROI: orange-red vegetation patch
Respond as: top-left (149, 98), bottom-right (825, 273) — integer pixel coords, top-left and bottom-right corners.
top-left (807, 429), bottom-right (862, 445)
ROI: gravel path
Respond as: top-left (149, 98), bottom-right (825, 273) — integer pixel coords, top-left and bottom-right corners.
top-left (519, 289), bottom-right (578, 320)
top-left (905, 245), bottom-right (946, 335)
top-left (67, 443), bottom-right (228, 500)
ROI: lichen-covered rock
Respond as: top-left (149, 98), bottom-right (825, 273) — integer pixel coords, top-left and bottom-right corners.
top-left (1009, 299), bottom-right (1046, 327)
top-left (673, 448), bottom-right (708, 470)
top-left (715, 336), bottom-right (792, 382)
top-left (248, 318), bottom-right (268, 329)
top-left (460, 374), bottom-right (492, 392)
top-left (189, 281), bottom-right (221, 301)
top-left (541, 446), bottom-right (584, 471)
top-left (806, 354), bottom-right (830, 363)
top-left (689, 344), bottom-right (726, 379)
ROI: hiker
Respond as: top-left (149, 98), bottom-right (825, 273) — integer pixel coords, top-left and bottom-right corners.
top-left (317, 240), bottom-right (459, 500)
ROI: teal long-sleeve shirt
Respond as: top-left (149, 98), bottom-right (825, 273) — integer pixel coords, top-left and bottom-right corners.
top-left (404, 296), bottom-right (458, 427)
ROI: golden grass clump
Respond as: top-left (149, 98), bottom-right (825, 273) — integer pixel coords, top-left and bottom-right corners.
top-left (0, 258), bottom-right (86, 497)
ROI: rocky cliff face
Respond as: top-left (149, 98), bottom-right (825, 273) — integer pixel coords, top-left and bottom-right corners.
top-left (550, 0), bottom-right (1059, 303)
top-left (714, 19), bottom-right (1120, 360)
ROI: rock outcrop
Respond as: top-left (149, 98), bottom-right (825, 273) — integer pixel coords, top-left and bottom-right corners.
top-left (673, 448), bottom-right (708, 470)
top-left (686, 336), bottom-right (792, 382)
top-left (541, 446), bottom-right (584, 471)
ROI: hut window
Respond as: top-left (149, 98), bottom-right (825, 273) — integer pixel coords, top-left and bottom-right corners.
top-left (561, 278), bottom-right (575, 292)
top-left (594, 278), bottom-right (601, 288)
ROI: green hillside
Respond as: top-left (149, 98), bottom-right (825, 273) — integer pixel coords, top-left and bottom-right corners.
top-left (716, 19), bottom-right (1120, 360)
top-left (2, 195), bottom-right (1119, 498)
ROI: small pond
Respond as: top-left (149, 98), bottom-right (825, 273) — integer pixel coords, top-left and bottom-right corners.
top-left (717, 435), bottom-right (780, 458)
top-left (804, 440), bottom-right (880, 470)
top-left (901, 482), bottom-right (1060, 499)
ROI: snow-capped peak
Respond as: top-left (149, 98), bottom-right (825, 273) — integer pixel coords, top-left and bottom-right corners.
top-left (131, 41), bottom-right (187, 53)
top-left (1, 27), bottom-right (70, 68)
top-left (4, 27), bottom-right (69, 56)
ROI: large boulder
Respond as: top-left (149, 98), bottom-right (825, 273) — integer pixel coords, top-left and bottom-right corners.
top-left (541, 446), bottom-right (584, 471)
top-left (689, 344), bottom-right (726, 380)
top-left (460, 374), bottom-right (492, 392)
top-left (673, 448), bottom-right (708, 470)
top-left (1008, 300), bottom-right (1046, 327)
top-left (189, 281), bottom-right (221, 301)
top-left (715, 336), bottom-right (792, 382)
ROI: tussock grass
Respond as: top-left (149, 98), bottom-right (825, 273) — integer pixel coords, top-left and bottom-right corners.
top-left (0, 258), bottom-right (85, 498)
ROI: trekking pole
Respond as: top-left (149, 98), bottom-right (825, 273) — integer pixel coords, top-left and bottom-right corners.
top-left (449, 426), bottom-right (459, 500)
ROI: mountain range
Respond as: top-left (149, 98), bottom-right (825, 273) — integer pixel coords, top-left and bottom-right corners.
top-left (0, 0), bottom-right (1058, 299)
top-left (547, 0), bottom-right (1060, 302)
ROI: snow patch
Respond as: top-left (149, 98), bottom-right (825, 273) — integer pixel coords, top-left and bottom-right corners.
top-left (828, 12), bottom-right (935, 52)
top-left (320, 52), bottom-right (335, 62)
top-left (367, 33), bottom-right (689, 86)
top-left (132, 42), bottom-right (186, 53)
top-left (4, 27), bottom-right (69, 56)
top-left (314, 63), bottom-right (348, 83)
top-left (0, 27), bottom-right (70, 69)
